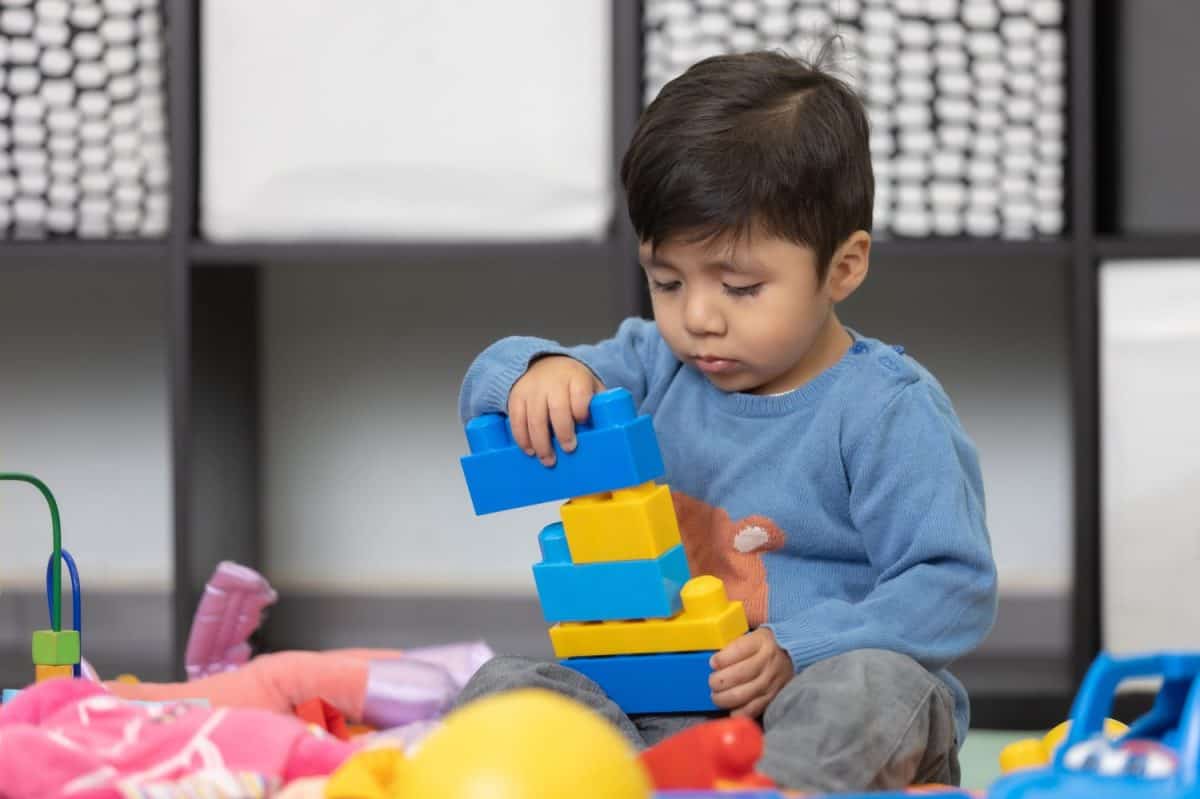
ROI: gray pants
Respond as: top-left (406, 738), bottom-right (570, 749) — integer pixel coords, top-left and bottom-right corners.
top-left (452, 648), bottom-right (960, 792)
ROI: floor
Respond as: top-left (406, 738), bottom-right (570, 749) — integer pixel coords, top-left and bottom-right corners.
top-left (959, 730), bottom-right (1028, 790)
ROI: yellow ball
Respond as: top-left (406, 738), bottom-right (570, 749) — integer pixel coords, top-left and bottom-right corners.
top-left (400, 689), bottom-right (651, 799)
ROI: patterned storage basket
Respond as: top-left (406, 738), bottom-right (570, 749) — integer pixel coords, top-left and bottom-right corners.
top-left (644, 0), bottom-right (1066, 239)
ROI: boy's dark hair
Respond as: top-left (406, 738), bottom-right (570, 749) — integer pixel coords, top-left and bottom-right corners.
top-left (621, 49), bottom-right (873, 280)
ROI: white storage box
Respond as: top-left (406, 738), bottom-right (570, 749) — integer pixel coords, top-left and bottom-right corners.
top-left (1101, 261), bottom-right (1200, 652)
top-left (201, 1), bottom-right (613, 242)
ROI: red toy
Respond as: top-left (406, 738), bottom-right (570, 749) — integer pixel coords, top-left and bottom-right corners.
top-left (293, 696), bottom-right (350, 741)
top-left (639, 716), bottom-right (777, 790)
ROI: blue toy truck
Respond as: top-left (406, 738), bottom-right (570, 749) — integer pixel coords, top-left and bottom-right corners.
top-left (991, 652), bottom-right (1200, 799)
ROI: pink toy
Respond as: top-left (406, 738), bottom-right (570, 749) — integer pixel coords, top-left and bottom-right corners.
top-left (185, 561), bottom-right (279, 679)
top-left (0, 678), bottom-right (355, 799)
top-left (104, 562), bottom-right (494, 732)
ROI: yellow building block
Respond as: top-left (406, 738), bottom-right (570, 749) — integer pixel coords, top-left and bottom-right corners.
top-left (35, 663), bottom-right (73, 682)
top-left (549, 575), bottom-right (748, 658)
top-left (560, 481), bottom-right (681, 564)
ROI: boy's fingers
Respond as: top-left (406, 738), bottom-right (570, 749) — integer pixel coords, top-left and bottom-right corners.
top-left (711, 677), bottom-right (758, 710)
top-left (548, 392), bottom-right (577, 453)
top-left (509, 398), bottom-right (533, 456)
top-left (569, 375), bottom-right (593, 423)
top-left (529, 395), bottom-right (556, 466)
top-left (710, 634), bottom-right (759, 670)
top-left (730, 695), bottom-right (769, 720)
top-left (709, 655), bottom-right (760, 694)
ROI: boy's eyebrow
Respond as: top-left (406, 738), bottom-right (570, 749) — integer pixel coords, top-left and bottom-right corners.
top-left (642, 253), bottom-right (758, 274)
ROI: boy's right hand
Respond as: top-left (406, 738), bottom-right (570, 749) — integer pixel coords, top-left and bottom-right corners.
top-left (508, 355), bottom-right (605, 467)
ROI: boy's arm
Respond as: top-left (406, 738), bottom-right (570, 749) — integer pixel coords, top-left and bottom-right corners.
top-left (762, 382), bottom-right (998, 674)
top-left (457, 317), bottom-right (672, 423)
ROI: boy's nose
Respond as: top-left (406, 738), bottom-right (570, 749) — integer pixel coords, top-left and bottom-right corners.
top-left (683, 293), bottom-right (726, 336)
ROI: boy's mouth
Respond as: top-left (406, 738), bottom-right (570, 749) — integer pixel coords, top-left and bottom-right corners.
top-left (693, 355), bottom-right (739, 374)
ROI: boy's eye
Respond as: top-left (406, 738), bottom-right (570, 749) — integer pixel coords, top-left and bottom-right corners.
top-left (724, 283), bottom-right (763, 297)
top-left (650, 279), bottom-right (681, 292)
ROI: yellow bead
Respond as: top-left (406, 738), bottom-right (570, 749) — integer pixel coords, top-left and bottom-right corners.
top-left (35, 663), bottom-right (73, 682)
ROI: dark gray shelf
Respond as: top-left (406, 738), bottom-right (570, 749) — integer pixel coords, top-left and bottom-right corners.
top-left (1096, 235), bottom-right (1200, 260)
top-left (0, 240), bottom-right (168, 266)
top-left (189, 238), bottom-right (615, 266)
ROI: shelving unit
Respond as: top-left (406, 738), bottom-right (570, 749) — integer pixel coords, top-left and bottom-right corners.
top-left (4, 0), bottom-right (1198, 728)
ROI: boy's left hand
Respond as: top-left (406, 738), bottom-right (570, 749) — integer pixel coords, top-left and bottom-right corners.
top-left (709, 627), bottom-right (793, 719)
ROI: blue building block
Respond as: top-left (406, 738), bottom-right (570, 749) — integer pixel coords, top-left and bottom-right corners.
top-left (562, 650), bottom-right (718, 714)
top-left (2, 688), bottom-right (21, 704)
top-left (460, 388), bottom-right (665, 515)
top-left (533, 522), bottom-right (690, 623)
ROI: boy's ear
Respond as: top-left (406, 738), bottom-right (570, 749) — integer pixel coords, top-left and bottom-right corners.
top-left (825, 230), bottom-right (871, 303)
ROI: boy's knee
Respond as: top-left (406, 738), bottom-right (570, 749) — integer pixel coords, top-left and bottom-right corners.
top-left (811, 647), bottom-right (930, 683)
top-left (453, 656), bottom-right (607, 709)
top-left (771, 648), bottom-right (938, 713)
top-left (762, 649), bottom-right (959, 791)
top-left (454, 655), bottom-right (529, 706)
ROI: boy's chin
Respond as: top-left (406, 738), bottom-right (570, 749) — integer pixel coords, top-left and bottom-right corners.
top-left (699, 368), bottom-right (765, 395)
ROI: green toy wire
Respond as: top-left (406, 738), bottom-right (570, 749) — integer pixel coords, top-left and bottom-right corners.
top-left (0, 473), bottom-right (62, 631)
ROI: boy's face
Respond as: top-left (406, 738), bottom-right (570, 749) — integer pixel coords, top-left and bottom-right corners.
top-left (639, 232), bottom-right (860, 396)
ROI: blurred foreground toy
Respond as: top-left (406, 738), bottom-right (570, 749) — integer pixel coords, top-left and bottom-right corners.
top-left (326, 688), bottom-right (651, 799)
top-left (640, 716), bottom-right (776, 790)
top-left (1000, 718), bottom-right (1129, 773)
top-left (990, 652), bottom-right (1200, 799)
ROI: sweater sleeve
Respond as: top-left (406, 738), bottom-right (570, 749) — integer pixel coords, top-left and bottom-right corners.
top-left (762, 381), bottom-right (998, 674)
top-left (457, 317), bottom-right (674, 423)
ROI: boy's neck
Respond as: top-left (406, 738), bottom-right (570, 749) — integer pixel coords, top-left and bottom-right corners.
top-left (750, 314), bottom-right (853, 396)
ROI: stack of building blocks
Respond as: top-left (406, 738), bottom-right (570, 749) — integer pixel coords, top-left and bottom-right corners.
top-left (461, 387), bottom-right (748, 714)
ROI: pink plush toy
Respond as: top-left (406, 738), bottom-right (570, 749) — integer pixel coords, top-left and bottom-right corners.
top-left (104, 562), bottom-right (494, 732)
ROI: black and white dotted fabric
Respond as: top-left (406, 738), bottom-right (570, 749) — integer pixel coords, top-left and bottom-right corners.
top-left (644, 0), bottom-right (1066, 239)
top-left (0, 0), bottom-right (168, 239)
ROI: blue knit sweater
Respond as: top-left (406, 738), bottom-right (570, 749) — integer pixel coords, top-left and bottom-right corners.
top-left (459, 318), bottom-right (998, 741)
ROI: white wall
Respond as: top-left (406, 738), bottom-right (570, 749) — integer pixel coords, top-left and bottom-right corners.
top-left (841, 254), bottom-right (1073, 596)
top-left (262, 258), bottom-right (620, 594)
top-left (0, 266), bottom-right (171, 590)
top-left (265, 253), bottom-right (1074, 597)
top-left (0, 255), bottom-right (1074, 600)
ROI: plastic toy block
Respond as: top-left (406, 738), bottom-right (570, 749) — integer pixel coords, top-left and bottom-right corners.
top-left (460, 387), bottom-right (665, 515)
top-left (1, 688), bottom-right (20, 704)
top-left (36, 663), bottom-right (73, 682)
top-left (562, 650), bottom-right (719, 713)
top-left (31, 629), bottom-right (81, 666)
top-left (295, 696), bottom-right (350, 741)
top-left (532, 522), bottom-right (690, 623)
top-left (560, 481), bottom-right (681, 564)
top-left (641, 717), bottom-right (775, 790)
top-left (548, 575), bottom-right (748, 658)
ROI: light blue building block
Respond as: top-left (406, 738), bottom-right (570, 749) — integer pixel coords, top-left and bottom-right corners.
top-left (562, 650), bottom-right (719, 714)
top-left (533, 522), bottom-right (690, 623)
top-left (2, 688), bottom-right (21, 704)
top-left (460, 388), bottom-right (665, 515)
